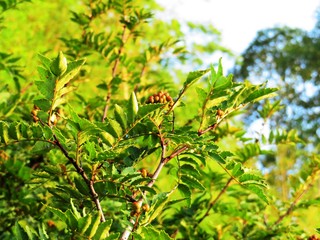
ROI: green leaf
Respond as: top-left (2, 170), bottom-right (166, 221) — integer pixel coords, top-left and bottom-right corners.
top-left (86, 213), bottom-right (101, 238)
top-left (8, 122), bottom-right (21, 140)
top-left (31, 141), bottom-right (53, 154)
top-left (106, 118), bottom-right (123, 138)
top-left (137, 103), bottom-right (163, 119)
top-left (50, 51), bottom-right (67, 76)
top-left (114, 104), bottom-right (127, 130)
top-left (243, 88), bottom-right (278, 104)
top-left (35, 79), bottom-right (55, 100)
top-left (177, 183), bottom-right (191, 206)
top-left (74, 177), bottom-right (90, 195)
top-left (138, 186), bottom-right (157, 195)
top-left (105, 233), bottom-right (120, 240)
top-left (141, 192), bottom-right (171, 226)
top-left (19, 122), bottom-right (29, 138)
top-left (37, 66), bottom-right (52, 81)
top-left (92, 219), bottom-right (113, 240)
top-left (78, 129), bottom-right (94, 146)
top-left (65, 209), bottom-right (78, 230)
top-left (181, 175), bottom-right (205, 191)
top-left (135, 226), bottom-right (172, 240)
top-left (38, 222), bottom-right (49, 239)
top-left (127, 91), bottom-right (139, 125)
top-left (208, 152), bottom-right (226, 164)
top-left (231, 162), bottom-right (244, 178)
top-left (34, 98), bottom-right (51, 112)
top-left (181, 153), bottom-right (207, 166)
top-left (100, 131), bottom-right (115, 146)
top-left (14, 222), bottom-right (29, 240)
top-left (79, 214), bottom-right (92, 235)
top-left (214, 75), bottom-right (233, 91)
top-left (179, 157), bottom-right (199, 166)
top-left (196, 87), bottom-right (207, 104)
top-left (70, 199), bottom-right (81, 219)
top-left (183, 69), bottom-right (209, 88)
top-left (247, 185), bottom-right (269, 204)
top-left (31, 125), bottom-right (43, 138)
top-left (38, 53), bottom-right (51, 69)
top-left (239, 173), bottom-right (264, 184)
top-left (47, 206), bottom-right (67, 223)
top-left (42, 165), bottom-right (61, 175)
top-left (56, 58), bottom-right (86, 92)
top-left (180, 164), bottom-right (200, 178)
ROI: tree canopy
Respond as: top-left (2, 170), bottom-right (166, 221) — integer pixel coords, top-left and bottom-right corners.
top-left (0, 1), bottom-right (320, 239)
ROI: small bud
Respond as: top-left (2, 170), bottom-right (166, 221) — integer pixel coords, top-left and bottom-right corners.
top-left (47, 220), bottom-right (56, 228)
top-left (32, 115), bottom-right (39, 123)
top-left (140, 168), bottom-right (147, 178)
top-left (217, 109), bottom-right (224, 117)
top-left (142, 204), bottom-right (150, 212)
top-left (132, 201), bottom-right (141, 214)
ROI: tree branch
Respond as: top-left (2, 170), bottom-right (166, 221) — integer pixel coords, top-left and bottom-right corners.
top-left (120, 136), bottom-right (189, 239)
top-left (53, 134), bottom-right (106, 222)
top-left (196, 177), bottom-right (233, 226)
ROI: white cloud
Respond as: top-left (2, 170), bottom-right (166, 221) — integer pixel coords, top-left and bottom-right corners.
top-left (157, 0), bottom-right (319, 54)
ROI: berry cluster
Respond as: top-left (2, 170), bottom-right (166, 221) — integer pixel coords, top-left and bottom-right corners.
top-left (146, 91), bottom-right (173, 105)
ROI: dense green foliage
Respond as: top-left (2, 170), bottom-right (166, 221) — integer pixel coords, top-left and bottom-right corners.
top-left (1, 0), bottom-right (320, 239)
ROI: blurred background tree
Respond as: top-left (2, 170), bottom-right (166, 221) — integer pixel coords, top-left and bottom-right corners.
top-left (233, 11), bottom-right (320, 145)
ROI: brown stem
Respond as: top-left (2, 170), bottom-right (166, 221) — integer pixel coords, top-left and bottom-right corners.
top-left (53, 134), bottom-right (106, 222)
top-left (198, 91), bottom-right (212, 132)
top-left (198, 123), bottom-right (218, 136)
top-left (163, 145), bottom-right (189, 164)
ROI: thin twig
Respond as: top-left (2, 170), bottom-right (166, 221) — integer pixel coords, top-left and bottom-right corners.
top-left (102, 25), bottom-right (127, 122)
top-left (196, 177), bottom-right (233, 226)
top-left (53, 134), bottom-right (106, 222)
top-left (273, 183), bottom-right (312, 226)
top-left (270, 166), bottom-right (320, 229)
top-left (120, 131), bottom-right (188, 240)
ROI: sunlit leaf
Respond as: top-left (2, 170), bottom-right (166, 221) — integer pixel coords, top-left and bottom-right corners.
top-left (79, 214), bottom-right (92, 235)
top-left (114, 104), bottom-right (127, 129)
top-left (86, 213), bottom-right (101, 238)
top-left (243, 88), bottom-right (278, 103)
top-left (208, 152), bottom-right (226, 164)
top-left (14, 222), bottom-right (29, 240)
top-left (183, 69), bottom-right (209, 88)
top-left (127, 91), bottom-right (139, 125)
top-left (181, 175), bottom-right (205, 191)
top-left (93, 219), bottom-right (113, 240)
